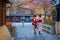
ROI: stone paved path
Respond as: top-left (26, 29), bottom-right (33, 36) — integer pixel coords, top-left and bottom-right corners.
top-left (12, 23), bottom-right (60, 40)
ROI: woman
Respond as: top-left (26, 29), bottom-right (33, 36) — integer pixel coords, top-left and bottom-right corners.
top-left (37, 15), bottom-right (43, 34)
top-left (32, 15), bottom-right (38, 34)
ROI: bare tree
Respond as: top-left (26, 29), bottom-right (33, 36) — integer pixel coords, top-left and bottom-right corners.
top-left (11, 0), bottom-right (55, 22)
top-left (38, 0), bottom-right (55, 22)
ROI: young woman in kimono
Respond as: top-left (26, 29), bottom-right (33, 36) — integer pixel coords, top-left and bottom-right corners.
top-left (32, 15), bottom-right (38, 34)
top-left (37, 15), bottom-right (44, 34)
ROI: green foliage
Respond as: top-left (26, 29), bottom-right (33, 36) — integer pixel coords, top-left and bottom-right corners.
top-left (45, 20), bottom-right (55, 25)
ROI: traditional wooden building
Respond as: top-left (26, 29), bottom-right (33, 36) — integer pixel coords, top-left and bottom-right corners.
top-left (6, 8), bottom-right (34, 22)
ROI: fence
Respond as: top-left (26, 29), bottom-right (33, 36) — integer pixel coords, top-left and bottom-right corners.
top-left (42, 24), bottom-right (54, 34)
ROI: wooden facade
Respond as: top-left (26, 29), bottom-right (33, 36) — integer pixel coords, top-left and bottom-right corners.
top-left (6, 16), bottom-right (33, 22)
top-left (0, 0), bottom-right (6, 26)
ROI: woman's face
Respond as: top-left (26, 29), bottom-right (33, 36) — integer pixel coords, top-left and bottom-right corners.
top-left (36, 15), bottom-right (39, 18)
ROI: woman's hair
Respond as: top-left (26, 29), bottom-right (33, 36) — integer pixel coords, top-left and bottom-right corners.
top-left (39, 15), bottom-right (41, 17)
top-left (34, 15), bottom-right (36, 17)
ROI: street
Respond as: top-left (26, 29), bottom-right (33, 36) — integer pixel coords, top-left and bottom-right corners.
top-left (12, 23), bottom-right (60, 40)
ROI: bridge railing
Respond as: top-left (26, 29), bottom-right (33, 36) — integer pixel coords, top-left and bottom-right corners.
top-left (42, 24), bottom-right (54, 34)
